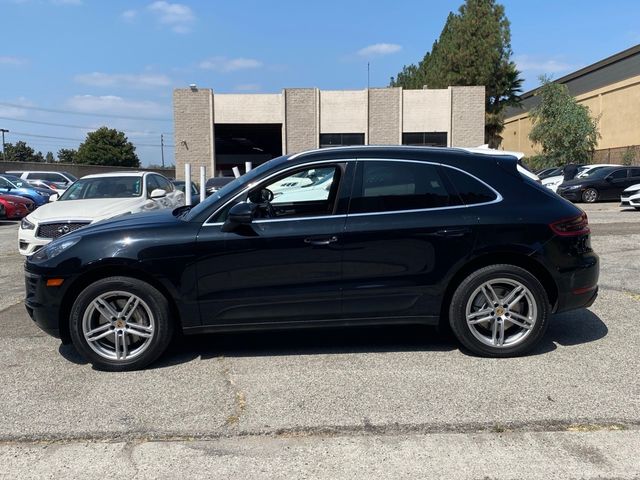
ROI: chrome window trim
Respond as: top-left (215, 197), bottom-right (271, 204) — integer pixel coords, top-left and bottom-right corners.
top-left (202, 157), bottom-right (503, 226)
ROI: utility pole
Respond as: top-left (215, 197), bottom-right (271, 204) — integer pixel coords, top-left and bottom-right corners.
top-left (160, 133), bottom-right (165, 168)
top-left (367, 62), bottom-right (370, 89)
top-left (0, 129), bottom-right (8, 161)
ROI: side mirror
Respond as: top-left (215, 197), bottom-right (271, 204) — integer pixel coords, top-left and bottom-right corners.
top-left (150, 188), bottom-right (167, 199)
top-left (49, 194), bottom-right (59, 202)
top-left (222, 202), bottom-right (256, 232)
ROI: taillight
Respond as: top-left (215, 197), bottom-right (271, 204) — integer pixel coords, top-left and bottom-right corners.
top-left (549, 213), bottom-right (590, 236)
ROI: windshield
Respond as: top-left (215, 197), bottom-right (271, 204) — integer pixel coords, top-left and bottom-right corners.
top-left (184, 156), bottom-right (288, 221)
top-left (0, 175), bottom-right (27, 188)
top-left (59, 176), bottom-right (143, 200)
top-left (578, 166), bottom-right (608, 178)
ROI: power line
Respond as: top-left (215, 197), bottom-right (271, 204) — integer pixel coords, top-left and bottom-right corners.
top-left (6, 130), bottom-right (175, 148)
top-left (0, 102), bottom-right (173, 122)
top-left (0, 115), bottom-right (173, 136)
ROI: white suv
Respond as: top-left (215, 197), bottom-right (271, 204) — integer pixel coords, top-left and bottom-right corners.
top-left (18, 172), bottom-right (184, 255)
top-left (6, 170), bottom-right (77, 189)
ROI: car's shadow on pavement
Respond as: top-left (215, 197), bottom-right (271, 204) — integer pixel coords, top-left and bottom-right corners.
top-left (0, 220), bottom-right (19, 226)
top-left (58, 309), bottom-right (608, 369)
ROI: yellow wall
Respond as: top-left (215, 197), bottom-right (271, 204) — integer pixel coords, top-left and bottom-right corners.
top-left (502, 74), bottom-right (640, 155)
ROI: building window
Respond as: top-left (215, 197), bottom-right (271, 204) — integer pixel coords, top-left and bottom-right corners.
top-left (402, 132), bottom-right (447, 147)
top-left (320, 133), bottom-right (365, 148)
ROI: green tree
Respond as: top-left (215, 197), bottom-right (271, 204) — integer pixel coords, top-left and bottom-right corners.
top-left (45, 151), bottom-right (55, 163)
top-left (3, 141), bottom-right (43, 162)
top-left (75, 127), bottom-right (140, 167)
top-left (528, 76), bottom-right (600, 165)
top-left (621, 147), bottom-right (636, 166)
top-left (390, 0), bottom-right (522, 147)
top-left (57, 148), bottom-right (78, 164)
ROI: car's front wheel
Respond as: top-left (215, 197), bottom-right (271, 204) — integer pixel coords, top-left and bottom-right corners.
top-left (69, 276), bottom-right (174, 371)
top-left (582, 188), bottom-right (598, 203)
top-left (449, 265), bottom-right (550, 357)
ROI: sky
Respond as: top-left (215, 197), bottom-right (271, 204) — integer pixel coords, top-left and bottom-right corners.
top-left (1, 0), bottom-right (639, 166)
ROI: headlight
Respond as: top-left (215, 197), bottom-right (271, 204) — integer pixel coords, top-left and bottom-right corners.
top-left (565, 185), bottom-right (583, 190)
top-left (30, 237), bottom-right (80, 262)
top-left (21, 218), bottom-right (35, 230)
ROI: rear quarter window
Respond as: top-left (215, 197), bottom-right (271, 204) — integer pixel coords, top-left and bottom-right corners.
top-left (443, 167), bottom-right (498, 205)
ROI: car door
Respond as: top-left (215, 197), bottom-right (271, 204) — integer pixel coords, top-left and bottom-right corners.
top-left (341, 159), bottom-right (480, 321)
top-left (602, 168), bottom-right (630, 200)
top-left (194, 161), bottom-right (353, 326)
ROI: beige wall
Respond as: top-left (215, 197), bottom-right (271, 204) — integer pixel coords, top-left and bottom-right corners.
top-left (502, 74), bottom-right (640, 156)
top-left (214, 93), bottom-right (283, 124)
top-left (173, 88), bottom-right (214, 180)
top-left (319, 90), bottom-right (367, 134)
top-left (402, 89), bottom-right (451, 133)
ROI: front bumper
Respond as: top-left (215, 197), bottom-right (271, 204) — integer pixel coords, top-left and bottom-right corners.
top-left (557, 189), bottom-right (583, 202)
top-left (24, 269), bottom-right (67, 339)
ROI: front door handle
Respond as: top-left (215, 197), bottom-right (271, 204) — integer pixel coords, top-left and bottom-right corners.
top-left (304, 236), bottom-right (338, 246)
top-left (433, 228), bottom-right (472, 237)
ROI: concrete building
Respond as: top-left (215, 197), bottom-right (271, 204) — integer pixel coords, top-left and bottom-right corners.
top-left (502, 44), bottom-right (640, 163)
top-left (173, 86), bottom-right (485, 178)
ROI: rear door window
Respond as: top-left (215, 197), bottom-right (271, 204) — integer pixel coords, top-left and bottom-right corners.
top-left (349, 160), bottom-right (455, 214)
top-left (442, 167), bottom-right (498, 205)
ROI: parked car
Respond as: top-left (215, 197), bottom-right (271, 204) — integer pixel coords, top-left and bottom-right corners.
top-left (0, 194), bottom-right (35, 219)
top-left (7, 170), bottom-right (77, 190)
top-left (557, 166), bottom-right (640, 203)
top-left (205, 176), bottom-right (234, 196)
top-left (27, 179), bottom-right (67, 195)
top-left (24, 146), bottom-right (599, 371)
top-left (535, 167), bottom-right (562, 179)
top-left (18, 172), bottom-right (184, 255)
top-left (0, 174), bottom-right (53, 207)
top-left (171, 180), bottom-right (200, 205)
top-left (542, 164), bottom-right (616, 192)
top-left (621, 183), bottom-right (640, 210)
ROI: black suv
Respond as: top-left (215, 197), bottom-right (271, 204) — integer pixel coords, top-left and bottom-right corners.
top-left (25, 146), bottom-right (599, 370)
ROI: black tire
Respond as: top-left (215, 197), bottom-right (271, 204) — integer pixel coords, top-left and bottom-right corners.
top-left (449, 264), bottom-right (550, 357)
top-left (582, 188), bottom-right (598, 203)
top-left (69, 276), bottom-right (174, 371)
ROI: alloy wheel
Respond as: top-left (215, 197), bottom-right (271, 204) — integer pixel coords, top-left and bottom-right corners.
top-left (582, 188), bottom-right (598, 203)
top-left (465, 278), bottom-right (537, 348)
top-left (82, 291), bottom-right (156, 361)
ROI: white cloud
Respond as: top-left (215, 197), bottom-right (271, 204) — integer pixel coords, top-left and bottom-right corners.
top-left (0, 97), bottom-right (35, 117)
top-left (74, 72), bottom-right (172, 89)
top-left (234, 84), bottom-right (261, 92)
top-left (357, 43), bottom-right (402, 57)
top-left (514, 55), bottom-right (575, 75)
top-left (148, 1), bottom-right (195, 34)
top-left (121, 9), bottom-right (137, 22)
top-left (199, 57), bottom-right (263, 72)
top-left (66, 95), bottom-right (170, 117)
top-left (0, 56), bottom-right (28, 66)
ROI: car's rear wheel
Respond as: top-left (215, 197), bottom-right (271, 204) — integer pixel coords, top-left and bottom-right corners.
top-left (69, 276), bottom-right (173, 371)
top-left (449, 265), bottom-right (550, 357)
top-left (582, 188), bottom-right (598, 203)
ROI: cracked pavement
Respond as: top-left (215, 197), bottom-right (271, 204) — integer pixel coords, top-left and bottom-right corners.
top-left (1, 204), bottom-right (639, 479)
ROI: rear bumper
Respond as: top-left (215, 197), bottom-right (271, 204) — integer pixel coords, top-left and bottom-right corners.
top-left (552, 252), bottom-right (600, 314)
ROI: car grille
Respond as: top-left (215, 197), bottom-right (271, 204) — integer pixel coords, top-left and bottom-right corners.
top-left (36, 222), bottom-right (90, 239)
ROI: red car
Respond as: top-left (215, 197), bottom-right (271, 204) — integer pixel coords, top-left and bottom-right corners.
top-left (0, 194), bottom-right (35, 219)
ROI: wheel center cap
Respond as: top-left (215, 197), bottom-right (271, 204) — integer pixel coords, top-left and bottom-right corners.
top-left (495, 307), bottom-right (505, 316)
top-left (115, 319), bottom-right (125, 329)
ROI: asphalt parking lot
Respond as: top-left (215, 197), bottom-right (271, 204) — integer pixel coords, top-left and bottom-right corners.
top-left (1, 203), bottom-right (639, 479)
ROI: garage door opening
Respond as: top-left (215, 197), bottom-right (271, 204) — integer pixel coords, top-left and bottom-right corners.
top-left (214, 124), bottom-right (282, 176)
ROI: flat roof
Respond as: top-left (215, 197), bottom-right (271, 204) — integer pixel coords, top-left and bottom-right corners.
top-left (506, 43), bottom-right (640, 118)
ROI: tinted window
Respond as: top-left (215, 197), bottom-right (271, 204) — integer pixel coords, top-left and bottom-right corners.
top-left (154, 175), bottom-right (173, 192)
top-left (146, 175), bottom-right (161, 196)
top-left (350, 161), bottom-right (453, 214)
top-left (319, 133), bottom-right (364, 148)
top-left (402, 132), bottom-right (447, 147)
top-left (629, 168), bottom-right (640, 178)
top-left (608, 169), bottom-right (627, 180)
top-left (443, 167), bottom-right (497, 205)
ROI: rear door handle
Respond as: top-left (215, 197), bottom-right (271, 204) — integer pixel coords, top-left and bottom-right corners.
top-left (304, 236), bottom-right (338, 246)
top-left (433, 228), bottom-right (472, 237)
